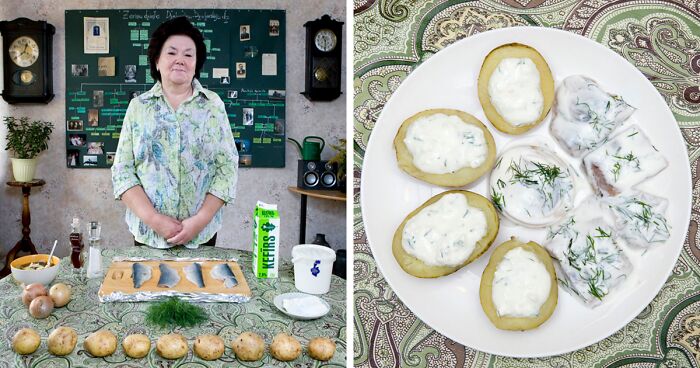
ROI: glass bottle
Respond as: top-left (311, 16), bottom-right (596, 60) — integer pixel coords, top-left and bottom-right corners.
top-left (85, 221), bottom-right (103, 279)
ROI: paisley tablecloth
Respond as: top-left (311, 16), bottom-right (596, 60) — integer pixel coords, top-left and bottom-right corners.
top-left (0, 247), bottom-right (346, 367)
top-left (353, 1), bottom-right (700, 366)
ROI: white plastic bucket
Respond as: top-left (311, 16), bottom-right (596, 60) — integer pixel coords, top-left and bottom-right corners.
top-left (291, 244), bottom-right (336, 294)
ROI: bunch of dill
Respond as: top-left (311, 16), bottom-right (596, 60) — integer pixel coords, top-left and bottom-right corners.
top-left (145, 297), bottom-right (208, 328)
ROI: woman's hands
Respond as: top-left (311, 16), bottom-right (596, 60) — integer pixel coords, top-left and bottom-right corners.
top-left (166, 214), bottom-right (208, 245)
top-left (148, 214), bottom-right (183, 240)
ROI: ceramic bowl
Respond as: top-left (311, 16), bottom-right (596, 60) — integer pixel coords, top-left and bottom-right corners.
top-left (10, 254), bottom-right (61, 285)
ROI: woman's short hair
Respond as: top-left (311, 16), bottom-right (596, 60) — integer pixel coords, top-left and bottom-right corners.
top-left (147, 16), bottom-right (206, 82)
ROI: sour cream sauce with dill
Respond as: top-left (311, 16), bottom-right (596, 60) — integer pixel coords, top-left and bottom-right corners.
top-left (401, 193), bottom-right (487, 267)
top-left (403, 113), bottom-right (488, 174)
top-left (492, 247), bottom-right (551, 317)
top-left (489, 145), bottom-right (576, 227)
top-left (488, 58), bottom-right (543, 126)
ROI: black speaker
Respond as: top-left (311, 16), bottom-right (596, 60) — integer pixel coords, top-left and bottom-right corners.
top-left (298, 160), bottom-right (338, 190)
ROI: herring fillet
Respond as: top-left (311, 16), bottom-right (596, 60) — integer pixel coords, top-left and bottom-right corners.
top-left (157, 263), bottom-right (180, 288)
top-left (211, 263), bottom-right (239, 288)
top-left (184, 262), bottom-right (205, 288)
top-left (132, 262), bottom-right (152, 289)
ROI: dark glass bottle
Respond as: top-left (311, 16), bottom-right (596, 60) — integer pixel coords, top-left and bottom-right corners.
top-left (311, 233), bottom-right (331, 248)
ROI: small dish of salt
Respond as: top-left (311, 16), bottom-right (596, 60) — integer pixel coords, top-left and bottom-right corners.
top-left (273, 292), bottom-right (331, 320)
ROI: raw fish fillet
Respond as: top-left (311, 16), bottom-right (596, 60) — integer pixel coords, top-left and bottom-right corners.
top-left (157, 263), bottom-right (180, 288)
top-left (132, 262), bottom-right (152, 288)
top-left (211, 263), bottom-right (238, 288)
top-left (184, 262), bottom-right (205, 288)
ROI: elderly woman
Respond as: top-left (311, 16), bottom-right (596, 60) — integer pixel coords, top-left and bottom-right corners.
top-left (111, 17), bottom-right (238, 248)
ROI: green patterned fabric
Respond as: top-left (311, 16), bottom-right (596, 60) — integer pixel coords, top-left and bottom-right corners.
top-left (0, 247), bottom-right (346, 367)
top-left (111, 78), bottom-right (239, 249)
top-left (353, 1), bottom-right (700, 367)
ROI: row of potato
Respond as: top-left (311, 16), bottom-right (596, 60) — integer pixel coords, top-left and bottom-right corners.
top-left (12, 327), bottom-right (336, 361)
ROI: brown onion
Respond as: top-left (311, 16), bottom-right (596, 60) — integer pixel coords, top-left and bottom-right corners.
top-left (29, 295), bottom-right (54, 319)
top-left (22, 283), bottom-right (47, 306)
top-left (49, 283), bottom-right (71, 307)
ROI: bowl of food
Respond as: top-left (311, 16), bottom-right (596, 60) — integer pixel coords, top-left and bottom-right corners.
top-left (11, 254), bottom-right (61, 285)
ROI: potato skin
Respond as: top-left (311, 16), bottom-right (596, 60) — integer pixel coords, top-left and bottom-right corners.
top-left (307, 337), bottom-right (336, 361)
top-left (12, 328), bottom-right (41, 355)
top-left (84, 330), bottom-right (117, 357)
top-left (393, 190), bottom-right (499, 278)
top-left (122, 334), bottom-right (151, 358)
top-left (193, 334), bottom-right (225, 361)
top-left (479, 238), bottom-right (558, 330)
top-left (48, 326), bottom-right (78, 356)
top-left (232, 331), bottom-right (265, 361)
top-left (394, 109), bottom-right (497, 187)
top-left (269, 333), bottom-right (301, 362)
top-left (477, 43), bottom-right (555, 135)
top-left (156, 333), bottom-right (188, 360)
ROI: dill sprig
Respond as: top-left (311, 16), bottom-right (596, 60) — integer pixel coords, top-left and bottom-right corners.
top-left (611, 162), bottom-right (622, 181)
top-left (587, 269), bottom-right (608, 301)
top-left (491, 187), bottom-right (505, 212)
top-left (146, 297), bottom-right (208, 328)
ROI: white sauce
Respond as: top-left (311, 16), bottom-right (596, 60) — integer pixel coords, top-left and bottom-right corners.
top-left (402, 193), bottom-right (487, 267)
top-left (489, 145), bottom-right (576, 227)
top-left (488, 58), bottom-right (544, 126)
top-left (583, 126), bottom-right (668, 196)
top-left (492, 247), bottom-right (551, 318)
top-left (545, 216), bottom-right (631, 306)
top-left (550, 75), bottom-right (635, 157)
top-left (605, 190), bottom-right (670, 247)
top-left (404, 113), bottom-right (488, 174)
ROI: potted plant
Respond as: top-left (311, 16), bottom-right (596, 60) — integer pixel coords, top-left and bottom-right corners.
top-left (4, 116), bottom-right (54, 182)
top-left (328, 138), bottom-right (346, 191)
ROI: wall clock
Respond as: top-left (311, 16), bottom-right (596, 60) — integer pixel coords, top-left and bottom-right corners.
top-left (0, 18), bottom-right (55, 104)
top-left (301, 15), bottom-right (343, 101)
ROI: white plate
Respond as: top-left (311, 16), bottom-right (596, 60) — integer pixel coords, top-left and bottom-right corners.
top-left (360, 27), bottom-right (692, 358)
top-left (273, 292), bottom-right (330, 320)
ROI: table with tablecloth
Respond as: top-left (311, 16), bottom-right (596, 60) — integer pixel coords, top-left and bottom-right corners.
top-left (0, 246), bottom-right (346, 367)
top-left (353, 1), bottom-right (700, 366)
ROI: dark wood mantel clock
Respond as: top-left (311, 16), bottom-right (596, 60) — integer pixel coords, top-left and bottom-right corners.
top-left (301, 14), bottom-right (343, 101)
top-left (0, 18), bottom-right (55, 104)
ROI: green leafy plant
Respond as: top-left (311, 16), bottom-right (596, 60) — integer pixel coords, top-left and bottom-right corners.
top-left (328, 138), bottom-right (346, 181)
top-left (4, 116), bottom-right (54, 159)
top-left (146, 297), bottom-right (208, 328)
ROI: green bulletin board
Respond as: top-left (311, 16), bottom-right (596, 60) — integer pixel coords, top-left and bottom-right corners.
top-left (64, 9), bottom-right (286, 168)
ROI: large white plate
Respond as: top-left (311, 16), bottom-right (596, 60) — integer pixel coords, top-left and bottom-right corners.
top-left (360, 27), bottom-right (692, 357)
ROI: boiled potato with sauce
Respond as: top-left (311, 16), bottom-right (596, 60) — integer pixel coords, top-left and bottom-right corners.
top-left (156, 333), bottom-right (188, 359)
top-left (193, 334), bottom-right (225, 361)
top-left (394, 109), bottom-right (496, 187)
top-left (12, 328), bottom-right (41, 355)
top-left (48, 326), bottom-right (78, 356)
top-left (122, 333), bottom-right (151, 358)
top-left (478, 43), bottom-right (554, 135)
top-left (84, 330), bottom-right (117, 357)
top-left (479, 238), bottom-right (558, 330)
top-left (392, 190), bottom-right (499, 278)
top-left (232, 331), bottom-right (265, 361)
top-left (269, 333), bottom-right (301, 361)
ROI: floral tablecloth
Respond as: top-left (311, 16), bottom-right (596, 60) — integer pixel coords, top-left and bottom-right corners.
top-left (353, 1), bottom-right (700, 366)
top-left (0, 246), bottom-right (346, 367)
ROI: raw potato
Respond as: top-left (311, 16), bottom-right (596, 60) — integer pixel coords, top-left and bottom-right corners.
top-left (193, 334), bottom-right (225, 361)
top-left (156, 333), bottom-right (188, 360)
top-left (48, 326), bottom-right (78, 356)
top-left (394, 108), bottom-right (497, 187)
top-left (123, 334), bottom-right (151, 358)
top-left (392, 190), bottom-right (500, 278)
top-left (477, 43), bottom-right (555, 135)
top-left (232, 331), bottom-right (265, 361)
top-left (269, 333), bottom-right (301, 361)
top-left (12, 328), bottom-right (41, 355)
top-left (479, 238), bottom-right (558, 330)
top-left (84, 330), bottom-right (117, 357)
top-left (49, 283), bottom-right (71, 307)
top-left (307, 337), bottom-right (336, 361)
